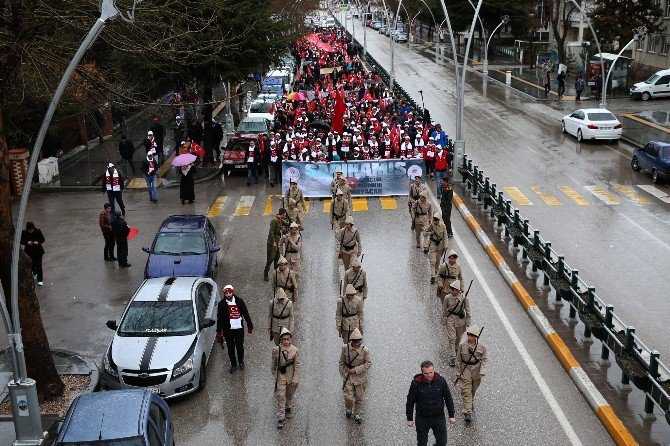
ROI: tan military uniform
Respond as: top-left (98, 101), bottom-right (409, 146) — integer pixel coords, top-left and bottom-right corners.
top-left (336, 295), bottom-right (364, 343)
top-left (331, 196), bottom-right (349, 233)
top-left (272, 343), bottom-right (302, 420)
top-left (330, 175), bottom-right (344, 196)
top-left (424, 219), bottom-right (448, 278)
top-left (344, 267), bottom-right (368, 300)
top-left (442, 290), bottom-right (471, 359)
top-left (285, 186), bottom-right (306, 212)
top-left (268, 292), bottom-right (294, 346)
top-left (339, 343), bottom-right (372, 415)
top-left (436, 261), bottom-right (464, 301)
top-left (287, 205), bottom-right (303, 230)
top-left (280, 232), bottom-right (302, 273)
top-left (338, 181), bottom-right (352, 206)
top-left (411, 200), bottom-right (432, 248)
top-left (408, 182), bottom-right (427, 216)
top-left (274, 267), bottom-right (298, 301)
top-left (337, 225), bottom-right (362, 271)
top-left (457, 334), bottom-right (487, 415)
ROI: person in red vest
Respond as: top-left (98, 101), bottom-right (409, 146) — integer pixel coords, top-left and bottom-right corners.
top-left (434, 145), bottom-right (450, 198)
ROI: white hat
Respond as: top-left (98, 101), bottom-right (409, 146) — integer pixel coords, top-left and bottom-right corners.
top-left (345, 215), bottom-right (354, 224)
top-left (107, 163), bottom-right (115, 168)
top-left (449, 280), bottom-right (461, 289)
top-left (276, 288), bottom-right (287, 299)
top-left (278, 256), bottom-right (288, 265)
top-left (336, 189), bottom-right (344, 196)
top-left (447, 249), bottom-right (458, 258)
top-left (349, 328), bottom-right (363, 341)
top-left (433, 212), bottom-right (441, 220)
top-left (290, 222), bottom-right (299, 229)
top-left (280, 326), bottom-right (292, 337)
top-left (466, 325), bottom-right (480, 336)
top-left (223, 284), bottom-right (235, 292)
top-left (419, 191), bottom-right (428, 198)
top-left (345, 284), bottom-right (357, 295)
top-left (147, 131), bottom-right (154, 135)
top-left (351, 257), bottom-right (362, 268)
top-left (290, 178), bottom-right (297, 184)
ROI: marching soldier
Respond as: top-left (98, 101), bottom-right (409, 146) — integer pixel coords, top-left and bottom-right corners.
top-left (456, 325), bottom-right (487, 422)
top-left (330, 169), bottom-right (345, 196)
top-left (411, 191), bottom-right (432, 250)
top-left (280, 222), bottom-right (302, 275)
top-left (424, 212), bottom-right (448, 284)
top-left (337, 216), bottom-right (362, 272)
top-left (442, 280), bottom-right (471, 367)
top-left (331, 189), bottom-right (349, 234)
top-left (268, 288), bottom-right (294, 346)
top-left (440, 177), bottom-right (454, 238)
top-left (344, 256), bottom-right (368, 300)
top-left (336, 284), bottom-right (365, 344)
top-left (339, 328), bottom-right (372, 424)
top-left (264, 208), bottom-right (288, 281)
top-left (287, 198), bottom-right (303, 230)
top-left (274, 256), bottom-right (298, 301)
top-left (272, 327), bottom-right (302, 429)
top-left (408, 174), bottom-right (426, 218)
top-left (436, 250), bottom-right (463, 301)
top-left (285, 178), bottom-right (306, 212)
top-left (337, 176), bottom-right (352, 206)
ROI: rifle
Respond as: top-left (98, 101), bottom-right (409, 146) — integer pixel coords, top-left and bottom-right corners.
top-left (454, 326), bottom-right (484, 385)
top-left (274, 347), bottom-right (281, 391)
top-left (342, 343), bottom-right (352, 390)
top-left (446, 279), bottom-right (474, 319)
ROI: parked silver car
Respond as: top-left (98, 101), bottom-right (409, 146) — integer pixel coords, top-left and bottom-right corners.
top-left (101, 276), bottom-right (218, 398)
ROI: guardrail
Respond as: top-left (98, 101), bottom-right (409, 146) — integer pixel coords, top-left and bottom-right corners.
top-left (459, 155), bottom-right (670, 425)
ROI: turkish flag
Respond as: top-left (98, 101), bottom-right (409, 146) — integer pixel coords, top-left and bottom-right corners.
top-left (127, 226), bottom-right (139, 240)
top-left (331, 91), bottom-right (346, 134)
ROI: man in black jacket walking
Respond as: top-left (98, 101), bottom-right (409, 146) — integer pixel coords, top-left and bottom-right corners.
top-left (118, 134), bottom-right (135, 176)
top-left (216, 284), bottom-right (254, 374)
top-left (111, 211), bottom-right (131, 268)
top-left (406, 360), bottom-right (455, 446)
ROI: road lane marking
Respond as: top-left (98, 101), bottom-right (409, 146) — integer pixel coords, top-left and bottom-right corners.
top-left (263, 196), bottom-right (273, 216)
top-left (621, 214), bottom-right (670, 252)
top-left (352, 197), bottom-right (368, 211)
top-left (614, 184), bottom-right (652, 205)
top-left (503, 186), bottom-right (533, 205)
top-left (529, 186), bottom-right (562, 206)
top-left (636, 184), bottom-right (670, 203)
top-left (206, 195), bottom-right (228, 217)
top-left (380, 196), bottom-right (398, 210)
top-left (304, 198), bottom-right (311, 214)
top-left (323, 198), bottom-right (332, 213)
top-left (233, 195), bottom-right (254, 216)
top-left (558, 186), bottom-right (590, 205)
top-left (583, 186), bottom-right (620, 205)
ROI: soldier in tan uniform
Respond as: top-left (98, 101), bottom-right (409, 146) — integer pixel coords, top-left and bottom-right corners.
top-left (436, 250), bottom-right (464, 302)
top-left (337, 216), bottom-right (362, 272)
top-left (284, 178), bottom-right (306, 212)
top-left (280, 222), bottom-right (302, 274)
top-left (339, 328), bottom-right (372, 424)
top-left (344, 256), bottom-right (368, 300)
top-left (268, 288), bottom-right (294, 346)
top-left (408, 174), bottom-right (427, 218)
top-left (331, 189), bottom-right (349, 234)
top-left (330, 169), bottom-right (344, 196)
top-left (336, 284), bottom-right (365, 343)
top-left (337, 177), bottom-right (352, 206)
top-left (442, 280), bottom-right (471, 367)
top-left (456, 325), bottom-right (487, 422)
top-left (424, 212), bottom-right (448, 284)
top-left (272, 327), bottom-right (302, 429)
top-left (274, 256), bottom-right (298, 301)
top-left (286, 198), bottom-right (303, 230)
top-left (411, 191), bottom-right (432, 249)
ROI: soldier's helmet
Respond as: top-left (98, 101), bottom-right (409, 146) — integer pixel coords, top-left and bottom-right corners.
top-left (345, 216), bottom-right (354, 225)
top-left (449, 280), bottom-right (461, 290)
top-left (349, 328), bottom-right (363, 341)
top-left (336, 189), bottom-right (344, 196)
top-left (466, 325), bottom-right (480, 337)
top-left (276, 288), bottom-right (287, 299)
top-left (351, 257), bottom-right (362, 268)
top-left (280, 326), bottom-right (292, 338)
top-left (345, 284), bottom-right (357, 295)
top-left (278, 256), bottom-right (289, 265)
top-left (447, 249), bottom-right (458, 258)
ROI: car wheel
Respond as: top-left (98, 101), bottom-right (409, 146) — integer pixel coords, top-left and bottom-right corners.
top-left (652, 169), bottom-right (660, 184)
top-left (642, 92), bottom-right (651, 101)
top-left (577, 129), bottom-right (583, 142)
top-left (197, 357), bottom-right (207, 391)
top-left (631, 157), bottom-right (640, 171)
top-left (561, 121), bottom-right (566, 134)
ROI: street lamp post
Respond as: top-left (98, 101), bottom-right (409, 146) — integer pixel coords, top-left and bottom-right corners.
top-left (390, 0), bottom-right (405, 90)
top-left (417, 0), bottom-right (439, 62)
top-left (466, 0), bottom-right (486, 62)
top-left (603, 27), bottom-right (646, 107)
top-left (7, 0), bottom-right (126, 444)
top-left (483, 16), bottom-right (509, 76)
top-left (435, 3), bottom-right (461, 139)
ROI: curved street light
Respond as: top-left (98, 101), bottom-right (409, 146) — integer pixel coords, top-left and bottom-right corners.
top-left (466, 0), bottom-right (486, 61)
top-left (483, 15), bottom-right (509, 75)
top-left (417, 0), bottom-right (439, 62)
top-left (603, 26), bottom-right (646, 108)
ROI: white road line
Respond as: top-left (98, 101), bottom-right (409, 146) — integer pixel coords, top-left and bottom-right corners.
top-left (637, 184), bottom-right (670, 204)
top-left (562, 172), bottom-right (582, 186)
top-left (425, 187), bottom-right (583, 446)
top-left (452, 231), bottom-right (584, 446)
top-left (621, 214), bottom-right (670, 252)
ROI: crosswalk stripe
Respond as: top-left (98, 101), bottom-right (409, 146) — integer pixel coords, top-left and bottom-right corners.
top-left (304, 198), bottom-right (311, 214)
top-left (614, 184), bottom-right (652, 205)
top-left (207, 195), bottom-right (228, 217)
top-left (323, 198), bottom-right (332, 213)
top-left (263, 196), bottom-right (273, 216)
top-left (558, 186), bottom-right (589, 205)
top-left (503, 186), bottom-right (533, 205)
top-left (233, 195), bottom-right (255, 216)
top-left (583, 186), bottom-right (620, 205)
top-left (636, 184), bottom-right (670, 203)
top-left (529, 186), bottom-right (562, 206)
top-left (380, 196), bottom-right (398, 210)
top-left (352, 197), bottom-right (368, 211)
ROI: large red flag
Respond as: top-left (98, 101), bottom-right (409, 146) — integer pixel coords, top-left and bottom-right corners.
top-left (331, 91), bottom-right (346, 133)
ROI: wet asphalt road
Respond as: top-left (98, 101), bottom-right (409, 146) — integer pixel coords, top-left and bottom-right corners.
top-left (343, 19), bottom-right (670, 362)
top-left (11, 174), bottom-right (613, 445)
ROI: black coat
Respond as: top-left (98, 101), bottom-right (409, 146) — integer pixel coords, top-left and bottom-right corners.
top-left (20, 229), bottom-right (45, 257)
top-left (406, 373), bottom-right (455, 420)
top-left (119, 139), bottom-right (135, 160)
top-left (111, 216), bottom-right (130, 242)
top-left (179, 166), bottom-right (196, 201)
top-left (216, 295), bottom-right (253, 334)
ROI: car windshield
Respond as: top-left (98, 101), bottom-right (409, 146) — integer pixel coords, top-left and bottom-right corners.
top-left (645, 74), bottom-right (660, 84)
top-left (238, 120), bottom-right (267, 133)
top-left (587, 112), bottom-right (617, 121)
top-left (59, 438), bottom-right (145, 446)
top-left (250, 102), bottom-right (272, 113)
top-left (153, 232), bottom-right (206, 255)
top-left (119, 301), bottom-right (195, 337)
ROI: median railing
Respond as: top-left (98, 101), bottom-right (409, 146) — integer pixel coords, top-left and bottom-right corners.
top-left (459, 154), bottom-right (670, 424)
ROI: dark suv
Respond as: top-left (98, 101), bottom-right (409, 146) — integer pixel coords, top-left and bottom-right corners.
top-left (143, 215), bottom-right (220, 278)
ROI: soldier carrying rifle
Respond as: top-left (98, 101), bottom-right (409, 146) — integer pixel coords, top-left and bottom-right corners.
top-left (272, 327), bottom-right (301, 430)
top-left (455, 325), bottom-right (487, 423)
top-left (339, 328), bottom-right (372, 424)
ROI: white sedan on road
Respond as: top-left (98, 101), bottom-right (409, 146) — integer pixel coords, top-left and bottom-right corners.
top-left (561, 108), bottom-right (622, 143)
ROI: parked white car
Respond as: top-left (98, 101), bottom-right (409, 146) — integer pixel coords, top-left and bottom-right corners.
top-left (630, 69), bottom-right (670, 101)
top-left (247, 99), bottom-right (276, 122)
top-left (561, 108), bottom-right (622, 143)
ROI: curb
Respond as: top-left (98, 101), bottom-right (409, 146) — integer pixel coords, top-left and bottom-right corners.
top-left (451, 191), bottom-right (637, 446)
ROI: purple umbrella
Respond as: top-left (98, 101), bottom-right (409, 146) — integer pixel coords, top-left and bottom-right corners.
top-left (172, 153), bottom-right (197, 167)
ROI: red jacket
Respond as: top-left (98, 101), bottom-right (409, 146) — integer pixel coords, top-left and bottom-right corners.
top-left (435, 149), bottom-right (449, 171)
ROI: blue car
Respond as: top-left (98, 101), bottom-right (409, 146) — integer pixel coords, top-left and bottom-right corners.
top-left (143, 215), bottom-right (220, 279)
top-left (632, 141), bottom-right (670, 183)
top-left (54, 389), bottom-right (174, 446)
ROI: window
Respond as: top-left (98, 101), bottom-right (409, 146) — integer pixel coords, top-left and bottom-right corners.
top-left (656, 75), bottom-right (670, 84)
top-left (649, 144), bottom-right (660, 158)
top-left (147, 423), bottom-right (163, 446)
top-left (648, 35), bottom-right (657, 53)
top-left (196, 284), bottom-right (212, 324)
top-left (662, 37), bottom-right (670, 55)
top-left (149, 403), bottom-right (167, 441)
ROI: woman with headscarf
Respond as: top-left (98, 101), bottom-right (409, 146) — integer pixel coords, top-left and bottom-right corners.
top-left (179, 162), bottom-right (196, 204)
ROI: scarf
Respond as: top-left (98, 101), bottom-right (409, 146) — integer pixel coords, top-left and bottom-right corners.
top-left (105, 169), bottom-right (121, 191)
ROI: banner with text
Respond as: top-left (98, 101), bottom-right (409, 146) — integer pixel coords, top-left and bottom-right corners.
top-left (281, 160), bottom-right (425, 197)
